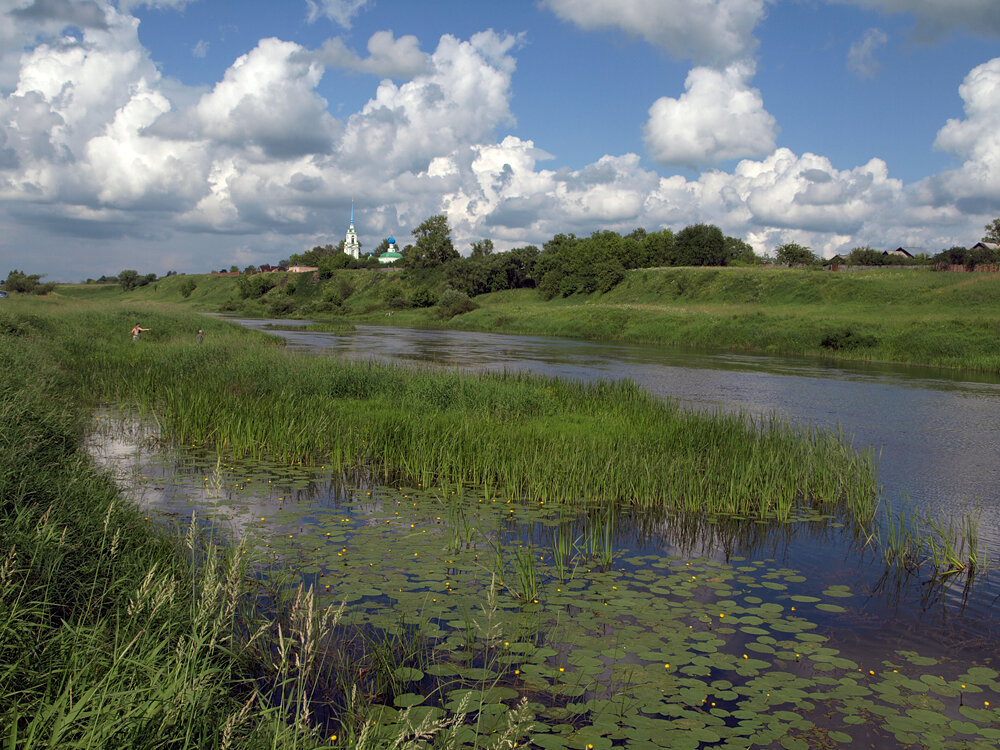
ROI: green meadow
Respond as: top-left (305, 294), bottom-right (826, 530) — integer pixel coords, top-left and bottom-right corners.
top-left (57, 264), bottom-right (1000, 372)
top-left (2, 296), bottom-right (997, 748)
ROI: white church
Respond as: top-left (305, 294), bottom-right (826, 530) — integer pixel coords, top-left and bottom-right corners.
top-left (343, 203), bottom-right (401, 264)
top-left (344, 203), bottom-right (362, 259)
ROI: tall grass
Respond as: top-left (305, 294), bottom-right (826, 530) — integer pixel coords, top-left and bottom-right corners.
top-left (0, 322), bottom-right (310, 747)
top-left (19, 300), bottom-right (880, 523)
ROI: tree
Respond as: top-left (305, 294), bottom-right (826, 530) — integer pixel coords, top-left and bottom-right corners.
top-left (983, 218), bottom-right (1000, 245)
top-left (724, 236), bottom-right (759, 265)
top-left (470, 239), bottom-right (494, 257)
top-left (849, 246), bottom-right (882, 266)
top-left (775, 243), bottom-right (816, 265)
top-left (641, 229), bottom-right (676, 267)
top-left (179, 278), bottom-right (197, 298)
top-left (405, 215), bottom-right (458, 269)
top-left (5, 270), bottom-right (55, 295)
top-left (118, 269), bottom-right (139, 291)
top-left (675, 224), bottom-right (727, 266)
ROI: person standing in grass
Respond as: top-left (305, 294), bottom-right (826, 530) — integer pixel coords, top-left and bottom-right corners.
top-left (197, 329), bottom-right (204, 344)
top-left (131, 323), bottom-right (150, 341)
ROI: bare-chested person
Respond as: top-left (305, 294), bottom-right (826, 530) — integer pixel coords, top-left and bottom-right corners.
top-left (131, 323), bottom-right (150, 341)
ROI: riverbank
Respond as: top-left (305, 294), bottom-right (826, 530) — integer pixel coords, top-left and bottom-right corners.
top-left (57, 265), bottom-right (1000, 373)
top-left (0, 307), bottom-right (326, 747)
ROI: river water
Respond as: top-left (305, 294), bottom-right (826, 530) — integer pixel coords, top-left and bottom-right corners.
top-left (217, 319), bottom-right (1000, 634)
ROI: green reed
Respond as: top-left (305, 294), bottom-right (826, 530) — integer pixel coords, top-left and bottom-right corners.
top-left (511, 545), bottom-right (539, 602)
top-left (22, 300), bottom-right (880, 525)
top-left (550, 523), bottom-right (577, 583)
top-left (862, 499), bottom-right (987, 579)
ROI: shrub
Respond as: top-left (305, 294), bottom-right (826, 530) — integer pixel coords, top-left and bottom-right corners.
top-left (410, 286), bottom-right (438, 308)
top-left (179, 278), bottom-right (197, 298)
top-left (237, 273), bottom-right (277, 299)
top-left (5, 270), bottom-right (56, 295)
top-left (820, 328), bottom-right (878, 351)
top-left (436, 288), bottom-right (478, 318)
top-left (382, 285), bottom-right (410, 309)
top-left (265, 296), bottom-right (296, 316)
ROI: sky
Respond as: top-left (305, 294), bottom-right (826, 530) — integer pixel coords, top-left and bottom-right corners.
top-left (1, 0), bottom-right (999, 281)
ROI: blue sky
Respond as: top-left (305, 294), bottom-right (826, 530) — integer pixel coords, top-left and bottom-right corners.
top-left (1, 0), bottom-right (999, 280)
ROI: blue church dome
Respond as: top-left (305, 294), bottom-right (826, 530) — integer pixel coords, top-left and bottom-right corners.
top-left (388, 236), bottom-right (396, 244)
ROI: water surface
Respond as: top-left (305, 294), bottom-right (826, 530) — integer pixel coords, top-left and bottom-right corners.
top-left (231, 319), bottom-right (1000, 542)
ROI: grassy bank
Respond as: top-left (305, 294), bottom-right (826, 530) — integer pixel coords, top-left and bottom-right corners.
top-left (0, 308), bottom-right (325, 747)
top-left (56, 264), bottom-right (1000, 372)
top-left (448, 267), bottom-right (1000, 372)
top-left (0, 299), bottom-right (541, 747)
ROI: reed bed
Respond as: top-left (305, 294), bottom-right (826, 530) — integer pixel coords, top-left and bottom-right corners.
top-left (24, 300), bottom-right (882, 523)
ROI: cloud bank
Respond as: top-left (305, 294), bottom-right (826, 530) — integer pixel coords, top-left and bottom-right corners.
top-left (542, 0), bottom-right (767, 66)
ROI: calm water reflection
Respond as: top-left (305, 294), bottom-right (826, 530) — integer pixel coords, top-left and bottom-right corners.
top-left (231, 318), bottom-right (1000, 542)
top-left (220, 318), bottom-right (1000, 636)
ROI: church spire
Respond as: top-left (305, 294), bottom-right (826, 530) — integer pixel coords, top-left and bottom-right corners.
top-left (344, 201), bottom-right (361, 259)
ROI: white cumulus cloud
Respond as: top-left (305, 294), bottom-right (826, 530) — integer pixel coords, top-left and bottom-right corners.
top-left (929, 57), bottom-right (1000, 215)
top-left (542, 0), bottom-right (767, 66)
top-left (336, 31), bottom-right (518, 176)
top-left (643, 62), bottom-right (777, 169)
top-left (192, 37), bottom-right (340, 159)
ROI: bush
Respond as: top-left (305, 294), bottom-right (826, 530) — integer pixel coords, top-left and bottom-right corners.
top-left (336, 277), bottom-right (355, 300)
top-left (5, 270), bottom-right (56, 295)
top-left (410, 286), bottom-right (438, 308)
top-left (179, 278), bottom-right (197, 298)
top-left (265, 296), bottom-right (296, 316)
top-left (436, 288), bottom-right (478, 318)
top-left (820, 328), bottom-right (878, 351)
top-left (382, 285), bottom-right (411, 309)
top-left (237, 273), bottom-right (277, 299)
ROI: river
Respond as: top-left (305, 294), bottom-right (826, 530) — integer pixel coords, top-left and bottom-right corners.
top-left (230, 319), bottom-right (1000, 544)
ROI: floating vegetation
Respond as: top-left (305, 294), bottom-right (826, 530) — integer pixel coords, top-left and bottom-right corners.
top-left (88, 425), bottom-right (1000, 749)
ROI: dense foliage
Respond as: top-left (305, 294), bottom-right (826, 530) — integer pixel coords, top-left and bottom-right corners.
top-left (4, 269), bottom-right (56, 294)
top-left (118, 269), bottom-right (158, 291)
top-left (775, 243), bottom-right (817, 266)
top-left (932, 244), bottom-right (1000, 269)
